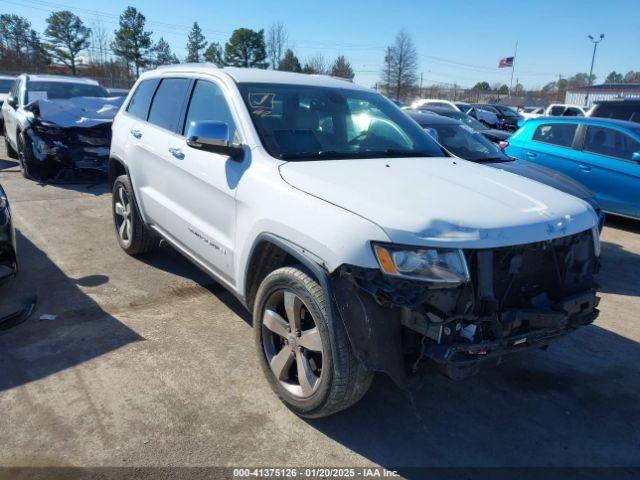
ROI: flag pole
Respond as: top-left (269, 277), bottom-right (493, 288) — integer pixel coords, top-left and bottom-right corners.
top-left (509, 40), bottom-right (518, 96)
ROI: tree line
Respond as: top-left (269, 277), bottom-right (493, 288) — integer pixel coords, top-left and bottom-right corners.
top-left (0, 9), bottom-right (637, 97)
top-left (0, 8), bottom-right (355, 87)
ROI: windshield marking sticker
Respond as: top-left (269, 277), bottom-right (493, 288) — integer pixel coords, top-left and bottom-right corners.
top-left (249, 93), bottom-right (275, 109)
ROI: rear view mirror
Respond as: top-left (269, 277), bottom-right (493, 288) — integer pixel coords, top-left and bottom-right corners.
top-left (632, 152), bottom-right (640, 163)
top-left (186, 120), bottom-right (243, 160)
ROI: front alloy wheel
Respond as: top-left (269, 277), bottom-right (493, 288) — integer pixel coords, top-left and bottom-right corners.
top-left (254, 266), bottom-right (373, 418)
top-left (262, 290), bottom-right (324, 398)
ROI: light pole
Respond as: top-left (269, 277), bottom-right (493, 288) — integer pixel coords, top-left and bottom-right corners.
top-left (585, 34), bottom-right (604, 107)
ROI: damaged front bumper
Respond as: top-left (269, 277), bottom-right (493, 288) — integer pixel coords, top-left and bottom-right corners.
top-left (24, 121), bottom-right (111, 181)
top-left (330, 229), bottom-right (600, 386)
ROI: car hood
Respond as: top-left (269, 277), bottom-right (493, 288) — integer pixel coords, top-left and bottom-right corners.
top-left (279, 157), bottom-right (597, 248)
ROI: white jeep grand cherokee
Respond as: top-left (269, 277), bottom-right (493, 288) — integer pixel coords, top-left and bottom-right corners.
top-left (109, 64), bottom-right (601, 417)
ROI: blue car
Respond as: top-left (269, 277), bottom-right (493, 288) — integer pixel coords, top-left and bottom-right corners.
top-left (505, 117), bottom-right (640, 219)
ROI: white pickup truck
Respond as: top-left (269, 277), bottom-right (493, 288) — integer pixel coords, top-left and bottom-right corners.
top-left (109, 64), bottom-right (601, 417)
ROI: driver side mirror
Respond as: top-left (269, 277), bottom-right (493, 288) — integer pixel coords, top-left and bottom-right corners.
top-left (632, 152), bottom-right (640, 163)
top-left (186, 120), bottom-right (244, 160)
top-left (6, 96), bottom-right (17, 109)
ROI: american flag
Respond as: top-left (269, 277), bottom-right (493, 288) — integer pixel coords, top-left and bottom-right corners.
top-left (498, 57), bottom-right (514, 68)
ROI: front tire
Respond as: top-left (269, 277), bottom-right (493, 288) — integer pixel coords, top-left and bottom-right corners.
top-left (112, 174), bottom-right (158, 255)
top-left (16, 132), bottom-right (36, 179)
top-left (3, 125), bottom-right (17, 159)
top-left (254, 266), bottom-right (373, 418)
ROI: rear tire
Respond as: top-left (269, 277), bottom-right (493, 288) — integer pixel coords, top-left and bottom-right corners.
top-left (112, 174), bottom-right (158, 255)
top-left (3, 125), bottom-right (17, 159)
top-left (254, 265), bottom-right (373, 418)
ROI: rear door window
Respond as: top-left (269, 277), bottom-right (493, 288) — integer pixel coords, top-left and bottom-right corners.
top-left (583, 126), bottom-right (640, 161)
top-left (126, 78), bottom-right (160, 120)
top-left (532, 123), bottom-right (578, 148)
top-left (147, 78), bottom-right (191, 133)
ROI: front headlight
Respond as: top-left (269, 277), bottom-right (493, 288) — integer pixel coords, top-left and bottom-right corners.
top-left (372, 242), bottom-right (470, 284)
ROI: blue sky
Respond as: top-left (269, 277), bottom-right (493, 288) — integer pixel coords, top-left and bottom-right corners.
top-left (2, 0), bottom-right (638, 89)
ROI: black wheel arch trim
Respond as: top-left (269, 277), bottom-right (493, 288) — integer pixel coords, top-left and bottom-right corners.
top-left (245, 233), bottom-right (384, 382)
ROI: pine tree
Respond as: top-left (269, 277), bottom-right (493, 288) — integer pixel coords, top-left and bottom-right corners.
top-left (154, 37), bottom-right (178, 66)
top-left (224, 28), bottom-right (267, 68)
top-left (44, 10), bottom-right (91, 75)
top-left (204, 42), bottom-right (224, 66)
top-left (330, 55), bottom-right (354, 80)
top-left (112, 7), bottom-right (153, 78)
top-left (277, 49), bottom-right (301, 72)
top-left (186, 22), bottom-right (207, 63)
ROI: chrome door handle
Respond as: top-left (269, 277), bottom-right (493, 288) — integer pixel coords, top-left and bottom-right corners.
top-left (169, 147), bottom-right (184, 160)
top-left (526, 151), bottom-right (537, 158)
top-left (130, 129), bottom-right (142, 139)
top-left (578, 164), bottom-right (592, 172)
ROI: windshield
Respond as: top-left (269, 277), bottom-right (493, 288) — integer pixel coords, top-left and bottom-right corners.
top-left (27, 81), bottom-right (108, 103)
top-left (0, 79), bottom-right (12, 92)
top-left (495, 106), bottom-right (520, 118)
top-left (238, 83), bottom-right (445, 160)
top-left (439, 110), bottom-right (487, 131)
top-left (423, 123), bottom-right (509, 162)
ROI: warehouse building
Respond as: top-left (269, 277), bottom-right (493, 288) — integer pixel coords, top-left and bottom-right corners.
top-left (565, 83), bottom-right (640, 108)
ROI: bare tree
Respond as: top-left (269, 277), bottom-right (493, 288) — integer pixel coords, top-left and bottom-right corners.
top-left (90, 17), bottom-right (110, 65)
top-left (381, 46), bottom-right (394, 95)
top-left (266, 22), bottom-right (287, 70)
top-left (388, 29), bottom-right (418, 101)
top-left (302, 53), bottom-right (328, 74)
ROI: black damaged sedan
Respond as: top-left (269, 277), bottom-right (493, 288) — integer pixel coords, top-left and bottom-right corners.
top-left (0, 183), bottom-right (16, 282)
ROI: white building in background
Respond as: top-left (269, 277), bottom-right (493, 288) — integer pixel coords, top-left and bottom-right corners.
top-left (565, 83), bottom-right (640, 108)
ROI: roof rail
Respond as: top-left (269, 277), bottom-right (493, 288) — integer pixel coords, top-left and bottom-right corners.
top-left (153, 62), bottom-right (219, 72)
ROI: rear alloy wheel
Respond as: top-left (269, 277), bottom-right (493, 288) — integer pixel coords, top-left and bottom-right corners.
top-left (112, 174), bottom-right (158, 255)
top-left (254, 266), bottom-right (373, 418)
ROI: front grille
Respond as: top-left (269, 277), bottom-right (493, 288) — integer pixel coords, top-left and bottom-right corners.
top-left (469, 229), bottom-right (597, 312)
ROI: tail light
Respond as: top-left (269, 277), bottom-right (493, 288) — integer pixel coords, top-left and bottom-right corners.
top-left (498, 140), bottom-right (509, 149)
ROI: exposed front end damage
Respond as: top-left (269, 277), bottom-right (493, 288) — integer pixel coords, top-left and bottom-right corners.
top-left (24, 121), bottom-right (112, 181)
top-left (21, 96), bottom-right (123, 182)
top-left (330, 229), bottom-right (600, 385)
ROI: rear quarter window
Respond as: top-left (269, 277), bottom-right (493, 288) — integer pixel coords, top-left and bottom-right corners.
top-left (532, 123), bottom-right (578, 148)
top-left (126, 78), bottom-right (160, 120)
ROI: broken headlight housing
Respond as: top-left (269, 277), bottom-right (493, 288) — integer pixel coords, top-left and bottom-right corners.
top-left (372, 242), bottom-right (470, 284)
